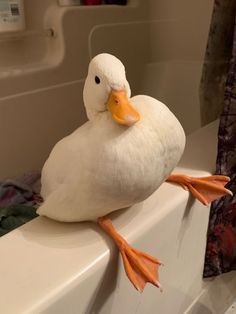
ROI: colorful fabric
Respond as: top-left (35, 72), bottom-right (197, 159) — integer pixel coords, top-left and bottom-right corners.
top-left (0, 172), bottom-right (42, 208)
top-left (0, 172), bottom-right (41, 236)
top-left (204, 18), bottom-right (236, 277)
top-left (0, 205), bottom-right (38, 236)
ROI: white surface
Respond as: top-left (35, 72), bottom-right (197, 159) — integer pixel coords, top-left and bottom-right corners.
top-left (185, 273), bottom-right (236, 314)
top-left (0, 120), bottom-right (230, 314)
top-left (225, 302), bottom-right (236, 314)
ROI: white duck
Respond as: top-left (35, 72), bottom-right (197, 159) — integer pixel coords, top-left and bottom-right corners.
top-left (38, 53), bottom-right (231, 292)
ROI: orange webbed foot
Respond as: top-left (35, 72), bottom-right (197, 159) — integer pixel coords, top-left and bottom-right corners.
top-left (167, 174), bottom-right (233, 205)
top-left (120, 243), bottom-right (162, 292)
top-left (98, 217), bottom-right (162, 293)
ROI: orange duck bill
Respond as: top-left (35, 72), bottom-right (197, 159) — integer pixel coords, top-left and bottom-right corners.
top-left (106, 90), bottom-right (140, 126)
top-left (98, 217), bottom-right (162, 293)
top-left (166, 174), bottom-right (233, 205)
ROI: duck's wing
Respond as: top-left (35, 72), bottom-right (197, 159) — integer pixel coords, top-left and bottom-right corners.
top-left (38, 183), bottom-right (84, 222)
top-left (41, 132), bottom-right (84, 199)
top-left (39, 136), bottom-right (98, 222)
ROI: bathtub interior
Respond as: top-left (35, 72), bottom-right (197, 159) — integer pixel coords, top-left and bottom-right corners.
top-left (1, 1), bottom-right (235, 313)
top-left (0, 0), bottom-right (214, 179)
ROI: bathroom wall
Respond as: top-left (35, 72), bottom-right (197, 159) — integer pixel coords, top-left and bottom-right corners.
top-left (0, 0), bottom-right (214, 179)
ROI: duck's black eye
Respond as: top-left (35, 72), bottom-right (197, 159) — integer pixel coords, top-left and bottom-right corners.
top-left (95, 76), bottom-right (100, 84)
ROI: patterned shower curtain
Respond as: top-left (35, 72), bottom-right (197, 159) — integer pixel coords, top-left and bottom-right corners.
top-left (204, 16), bottom-right (236, 277)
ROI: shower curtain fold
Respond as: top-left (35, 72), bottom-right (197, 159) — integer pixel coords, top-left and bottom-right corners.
top-left (204, 16), bottom-right (236, 277)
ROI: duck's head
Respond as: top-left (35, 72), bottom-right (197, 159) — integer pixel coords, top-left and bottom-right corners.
top-left (83, 53), bottom-right (140, 127)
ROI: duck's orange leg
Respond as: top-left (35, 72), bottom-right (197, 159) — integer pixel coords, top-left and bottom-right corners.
top-left (166, 174), bottom-right (232, 205)
top-left (98, 217), bottom-right (162, 293)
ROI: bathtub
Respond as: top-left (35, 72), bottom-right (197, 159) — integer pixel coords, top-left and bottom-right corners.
top-left (0, 120), bottom-right (235, 314)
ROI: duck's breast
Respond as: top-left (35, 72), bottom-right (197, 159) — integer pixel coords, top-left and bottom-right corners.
top-left (39, 96), bottom-right (185, 222)
top-left (89, 95), bottom-right (185, 211)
